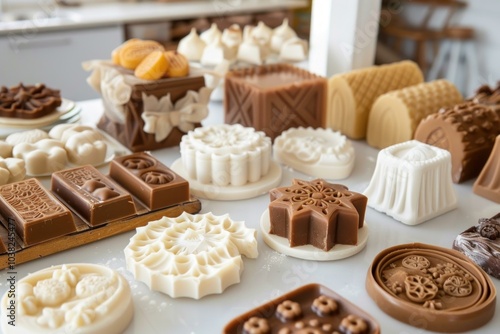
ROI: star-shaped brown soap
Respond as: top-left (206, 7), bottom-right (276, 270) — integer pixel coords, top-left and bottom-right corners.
top-left (268, 179), bottom-right (367, 251)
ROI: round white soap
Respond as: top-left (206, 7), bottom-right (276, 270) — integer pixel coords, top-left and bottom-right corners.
top-left (1, 263), bottom-right (133, 334)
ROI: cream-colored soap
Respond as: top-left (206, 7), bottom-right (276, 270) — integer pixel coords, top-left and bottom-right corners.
top-left (124, 212), bottom-right (258, 299)
top-left (366, 79), bottom-right (463, 149)
top-left (326, 61), bottom-right (423, 139)
top-left (1, 264), bottom-right (133, 334)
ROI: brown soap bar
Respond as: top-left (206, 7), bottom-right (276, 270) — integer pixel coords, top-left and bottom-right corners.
top-left (224, 283), bottom-right (380, 334)
top-left (327, 60), bottom-right (423, 139)
top-left (0, 83), bottom-right (62, 119)
top-left (0, 178), bottom-right (76, 246)
top-left (51, 165), bottom-right (136, 226)
top-left (474, 135), bottom-right (500, 203)
top-left (414, 102), bottom-right (500, 183)
top-left (453, 213), bottom-right (500, 279)
top-left (109, 152), bottom-right (189, 210)
top-left (97, 64), bottom-right (206, 152)
top-left (366, 243), bottom-right (496, 333)
top-left (224, 63), bottom-right (326, 140)
top-left (269, 178), bottom-right (367, 251)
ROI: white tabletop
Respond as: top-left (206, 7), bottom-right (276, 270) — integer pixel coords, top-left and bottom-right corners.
top-left (0, 99), bottom-right (498, 334)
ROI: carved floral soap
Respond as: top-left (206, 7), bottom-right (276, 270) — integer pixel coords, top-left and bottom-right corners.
top-left (268, 179), bottom-right (367, 251)
top-left (0, 263), bottom-right (133, 334)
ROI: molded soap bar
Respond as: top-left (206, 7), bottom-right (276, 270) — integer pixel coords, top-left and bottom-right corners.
top-left (0, 263), bottom-right (134, 334)
top-left (109, 152), bottom-right (189, 210)
top-left (366, 243), bottom-right (496, 333)
top-left (414, 102), bottom-right (500, 183)
top-left (366, 79), bottom-right (463, 149)
top-left (52, 165), bottom-right (136, 226)
top-left (0, 178), bottom-right (76, 246)
top-left (224, 283), bottom-right (380, 334)
top-left (327, 60), bottom-right (423, 139)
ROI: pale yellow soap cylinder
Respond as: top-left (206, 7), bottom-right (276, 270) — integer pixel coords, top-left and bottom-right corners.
top-left (326, 60), bottom-right (423, 139)
top-left (366, 79), bottom-right (463, 149)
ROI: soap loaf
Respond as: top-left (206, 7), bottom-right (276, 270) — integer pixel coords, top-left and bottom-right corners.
top-left (326, 60), bottom-right (423, 139)
top-left (366, 79), bottom-right (463, 149)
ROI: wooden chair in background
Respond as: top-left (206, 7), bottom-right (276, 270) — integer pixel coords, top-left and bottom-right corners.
top-left (378, 0), bottom-right (467, 75)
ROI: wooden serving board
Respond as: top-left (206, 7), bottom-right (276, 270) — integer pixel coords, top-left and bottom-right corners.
top-left (0, 197), bottom-right (201, 269)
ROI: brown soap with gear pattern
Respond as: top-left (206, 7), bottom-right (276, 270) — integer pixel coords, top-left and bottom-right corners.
top-left (0, 178), bottom-right (76, 246)
top-left (51, 165), bottom-right (137, 226)
top-left (109, 152), bottom-right (190, 210)
top-left (223, 283), bottom-right (380, 334)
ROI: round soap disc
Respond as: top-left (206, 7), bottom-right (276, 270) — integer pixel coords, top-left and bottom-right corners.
top-left (171, 158), bottom-right (282, 200)
top-left (260, 209), bottom-right (368, 261)
top-left (1, 263), bottom-right (133, 334)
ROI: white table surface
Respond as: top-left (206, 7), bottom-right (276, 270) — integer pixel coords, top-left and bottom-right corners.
top-left (0, 99), bottom-right (499, 334)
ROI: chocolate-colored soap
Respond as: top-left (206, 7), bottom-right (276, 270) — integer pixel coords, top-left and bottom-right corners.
top-left (366, 243), bottom-right (496, 333)
top-left (414, 101), bottom-right (500, 183)
top-left (109, 152), bottom-right (189, 210)
top-left (224, 63), bottom-right (326, 140)
top-left (470, 82), bottom-right (500, 111)
top-left (0, 83), bottom-right (62, 119)
top-left (269, 178), bottom-right (367, 251)
top-left (453, 213), bottom-right (500, 279)
top-left (0, 178), bottom-right (76, 246)
top-left (51, 165), bottom-right (136, 226)
top-left (98, 67), bottom-right (206, 152)
top-left (224, 283), bottom-right (380, 334)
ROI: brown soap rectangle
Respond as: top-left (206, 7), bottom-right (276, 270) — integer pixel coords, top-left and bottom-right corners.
top-left (224, 283), bottom-right (380, 334)
top-left (97, 64), bottom-right (206, 152)
top-left (109, 152), bottom-right (190, 210)
top-left (51, 165), bottom-right (137, 227)
top-left (224, 63), bottom-right (326, 140)
top-left (0, 178), bottom-right (76, 246)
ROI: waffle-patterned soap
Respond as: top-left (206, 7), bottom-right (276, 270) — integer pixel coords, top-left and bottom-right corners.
top-left (367, 79), bottom-right (463, 149)
top-left (415, 102), bottom-right (500, 183)
top-left (327, 60), bottom-right (423, 139)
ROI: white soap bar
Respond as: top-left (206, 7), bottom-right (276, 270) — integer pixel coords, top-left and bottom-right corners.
top-left (273, 127), bottom-right (355, 179)
top-left (124, 212), bottom-right (258, 299)
top-left (1, 264), bottom-right (133, 334)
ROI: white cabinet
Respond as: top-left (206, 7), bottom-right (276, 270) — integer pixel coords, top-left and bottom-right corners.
top-left (0, 25), bottom-right (123, 101)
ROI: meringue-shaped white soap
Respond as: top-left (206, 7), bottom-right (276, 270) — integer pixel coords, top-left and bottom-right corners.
top-left (271, 18), bottom-right (297, 52)
top-left (279, 36), bottom-right (309, 62)
top-left (177, 28), bottom-right (206, 62)
top-left (222, 24), bottom-right (243, 49)
top-left (201, 36), bottom-right (230, 67)
top-left (237, 38), bottom-right (265, 65)
top-left (0, 141), bottom-right (13, 158)
top-left (251, 21), bottom-right (272, 47)
top-left (200, 23), bottom-right (222, 45)
top-left (12, 138), bottom-right (67, 175)
top-left (0, 157), bottom-right (25, 185)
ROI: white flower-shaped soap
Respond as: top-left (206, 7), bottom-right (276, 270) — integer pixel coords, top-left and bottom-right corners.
top-left (180, 124), bottom-right (271, 186)
top-left (124, 212), bottom-right (258, 299)
top-left (271, 18), bottom-right (297, 52)
top-left (200, 23), bottom-right (222, 45)
top-left (177, 27), bottom-right (206, 62)
top-left (0, 157), bottom-right (25, 185)
top-left (50, 124), bottom-right (107, 166)
top-left (0, 264), bottom-right (133, 334)
top-left (12, 138), bottom-right (67, 175)
top-left (274, 127), bottom-right (355, 179)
